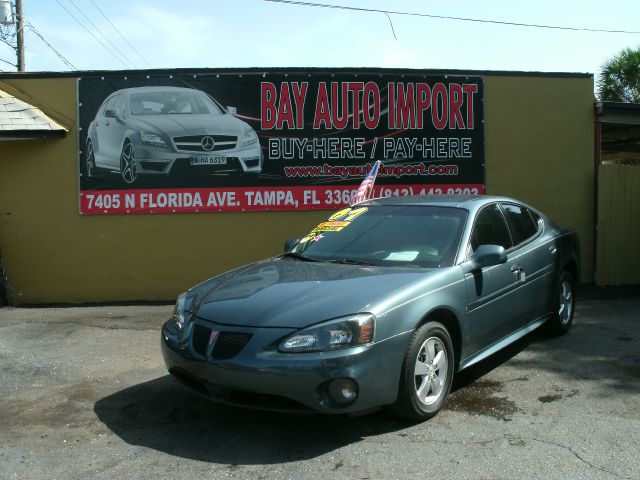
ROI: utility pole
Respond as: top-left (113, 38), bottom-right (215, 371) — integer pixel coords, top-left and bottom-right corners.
top-left (16, 0), bottom-right (24, 71)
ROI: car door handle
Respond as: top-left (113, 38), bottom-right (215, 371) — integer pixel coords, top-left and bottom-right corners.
top-left (510, 264), bottom-right (525, 282)
top-left (548, 245), bottom-right (557, 254)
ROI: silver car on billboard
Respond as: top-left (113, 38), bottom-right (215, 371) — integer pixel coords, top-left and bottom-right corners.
top-left (84, 86), bottom-right (262, 183)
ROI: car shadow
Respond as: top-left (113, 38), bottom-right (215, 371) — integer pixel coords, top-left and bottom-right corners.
top-left (93, 330), bottom-right (543, 464)
top-left (94, 296), bottom-right (640, 463)
top-left (93, 376), bottom-right (410, 465)
top-left (451, 296), bottom-right (640, 397)
top-left (451, 328), bottom-right (541, 391)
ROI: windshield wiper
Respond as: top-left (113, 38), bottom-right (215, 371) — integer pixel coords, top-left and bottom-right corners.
top-left (282, 251), bottom-right (319, 262)
top-left (329, 258), bottom-right (377, 266)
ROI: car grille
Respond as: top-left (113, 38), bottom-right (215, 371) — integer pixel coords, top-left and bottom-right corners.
top-left (173, 134), bottom-right (237, 152)
top-left (191, 324), bottom-right (252, 359)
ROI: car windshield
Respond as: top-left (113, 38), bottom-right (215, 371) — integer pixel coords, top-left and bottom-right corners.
top-left (129, 91), bottom-right (225, 116)
top-left (291, 205), bottom-right (468, 268)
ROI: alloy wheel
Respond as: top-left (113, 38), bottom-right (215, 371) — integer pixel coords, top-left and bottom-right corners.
top-left (414, 336), bottom-right (448, 405)
top-left (120, 141), bottom-right (137, 184)
top-left (86, 141), bottom-right (95, 178)
top-left (558, 279), bottom-right (573, 325)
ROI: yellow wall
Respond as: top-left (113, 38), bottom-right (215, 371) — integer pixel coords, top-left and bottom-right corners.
top-left (484, 75), bottom-right (595, 282)
top-left (0, 74), bottom-right (594, 303)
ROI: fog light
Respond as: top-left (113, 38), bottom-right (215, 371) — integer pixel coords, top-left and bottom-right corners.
top-left (328, 378), bottom-right (358, 406)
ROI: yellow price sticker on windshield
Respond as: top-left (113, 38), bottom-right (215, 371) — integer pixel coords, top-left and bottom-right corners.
top-left (300, 207), bottom-right (369, 243)
top-left (328, 207), bottom-right (368, 222)
top-left (313, 221), bottom-right (350, 232)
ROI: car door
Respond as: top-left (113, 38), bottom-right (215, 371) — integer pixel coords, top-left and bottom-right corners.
top-left (500, 203), bottom-right (555, 326)
top-left (93, 95), bottom-right (118, 166)
top-left (102, 94), bottom-right (129, 167)
top-left (92, 97), bottom-right (116, 166)
top-left (463, 203), bottom-right (530, 355)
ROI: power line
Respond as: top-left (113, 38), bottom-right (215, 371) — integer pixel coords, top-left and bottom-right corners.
top-left (0, 37), bottom-right (16, 50)
top-left (66, 0), bottom-right (137, 68)
top-left (384, 12), bottom-right (397, 40)
top-left (0, 57), bottom-right (16, 67)
top-left (88, 0), bottom-right (152, 68)
top-left (26, 22), bottom-right (77, 70)
top-left (265, 0), bottom-right (640, 35)
top-left (54, 0), bottom-right (128, 68)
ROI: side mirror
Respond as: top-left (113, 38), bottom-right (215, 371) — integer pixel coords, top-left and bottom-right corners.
top-left (284, 237), bottom-right (300, 253)
top-left (461, 244), bottom-right (507, 274)
top-left (227, 106), bottom-right (238, 115)
top-left (104, 109), bottom-right (117, 118)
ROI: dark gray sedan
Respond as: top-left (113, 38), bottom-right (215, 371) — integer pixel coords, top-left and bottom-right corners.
top-left (161, 195), bottom-right (579, 420)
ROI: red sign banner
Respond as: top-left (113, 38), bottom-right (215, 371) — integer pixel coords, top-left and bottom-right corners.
top-left (80, 184), bottom-right (484, 215)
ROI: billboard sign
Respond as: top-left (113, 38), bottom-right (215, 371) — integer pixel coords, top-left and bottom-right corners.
top-left (78, 70), bottom-right (484, 214)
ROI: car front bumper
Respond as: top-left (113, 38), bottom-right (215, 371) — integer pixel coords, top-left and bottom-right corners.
top-left (134, 143), bottom-right (263, 175)
top-left (161, 318), bottom-right (410, 414)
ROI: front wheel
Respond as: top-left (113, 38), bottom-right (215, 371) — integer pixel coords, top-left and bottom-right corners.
top-left (389, 321), bottom-right (455, 421)
top-left (545, 271), bottom-right (575, 336)
top-left (120, 140), bottom-right (138, 184)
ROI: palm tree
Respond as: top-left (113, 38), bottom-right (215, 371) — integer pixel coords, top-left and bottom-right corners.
top-left (597, 46), bottom-right (640, 103)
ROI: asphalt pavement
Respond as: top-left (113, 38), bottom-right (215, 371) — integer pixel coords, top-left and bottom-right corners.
top-left (0, 294), bottom-right (638, 480)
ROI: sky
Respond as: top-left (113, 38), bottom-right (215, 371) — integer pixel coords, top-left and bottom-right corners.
top-left (1, 0), bottom-right (640, 80)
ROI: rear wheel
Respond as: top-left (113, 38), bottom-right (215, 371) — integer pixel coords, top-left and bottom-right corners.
top-left (546, 271), bottom-right (575, 336)
top-left (85, 139), bottom-right (96, 178)
top-left (389, 321), bottom-right (454, 421)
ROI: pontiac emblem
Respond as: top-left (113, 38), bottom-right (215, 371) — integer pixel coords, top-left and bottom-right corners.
top-left (208, 329), bottom-right (219, 346)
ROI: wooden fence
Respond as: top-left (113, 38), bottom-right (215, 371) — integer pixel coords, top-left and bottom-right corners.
top-left (596, 164), bottom-right (640, 285)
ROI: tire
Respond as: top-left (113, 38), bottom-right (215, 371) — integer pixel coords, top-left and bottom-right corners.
top-left (85, 139), bottom-right (96, 179)
top-left (389, 321), bottom-right (455, 421)
top-left (120, 140), bottom-right (138, 184)
top-left (545, 270), bottom-right (575, 336)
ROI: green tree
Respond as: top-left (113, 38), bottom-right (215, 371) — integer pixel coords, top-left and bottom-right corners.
top-left (597, 46), bottom-right (640, 103)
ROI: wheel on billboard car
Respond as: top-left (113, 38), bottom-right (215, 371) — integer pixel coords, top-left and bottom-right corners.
top-left (85, 139), bottom-right (96, 179)
top-left (120, 139), bottom-right (138, 184)
top-left (546, 270), bottom-right (575, 336)
top-left (389, 321), bottom-right (455, 421)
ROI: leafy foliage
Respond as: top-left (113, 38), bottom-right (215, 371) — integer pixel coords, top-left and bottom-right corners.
top-left (597, 46), bottom-right (640, 103)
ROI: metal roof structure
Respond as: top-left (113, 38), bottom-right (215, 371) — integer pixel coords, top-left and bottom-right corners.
top-left (596, 101), bottom-right (640, 156)
top-left (0, 88), bottom-right (67, 140)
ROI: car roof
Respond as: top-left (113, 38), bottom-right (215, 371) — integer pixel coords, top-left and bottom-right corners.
top-left (106, 86), bottom-right (201, 96)
top-left (359, 194), bottom-right (522, 211)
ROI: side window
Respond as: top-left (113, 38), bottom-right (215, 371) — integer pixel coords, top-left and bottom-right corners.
top-left (502, 204), bottom-right (538, 245)
top-left (529, 209), bottom-right (543, 232)
top-left (101, 96), bottom-right (118, 117)
top-left (470, 204), bottom-right (513, 253)
top-left (99, 97), bottom-right (116, 117)
top-left (114, 95), bottom-right (126, 118)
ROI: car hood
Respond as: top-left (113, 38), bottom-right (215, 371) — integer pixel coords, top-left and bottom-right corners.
top-left (129, 113), bottom-right (248, 137)
top-left (188, 257), bottom-right (436, 328)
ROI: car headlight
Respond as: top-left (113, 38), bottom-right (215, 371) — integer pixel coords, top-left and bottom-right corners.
top-left (170, 292), bottom-right (189, 331)
top-left (140, 131), bottom-right (168, 148)
top-left (278, 314), bottom-right (375, 353)
top-left (239, 129), bottom-right (259, 148)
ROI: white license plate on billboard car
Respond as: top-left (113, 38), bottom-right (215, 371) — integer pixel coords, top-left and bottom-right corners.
top-left (190, 156), bottom-right (227, 166)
